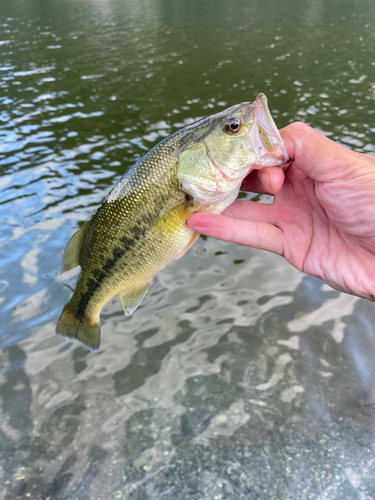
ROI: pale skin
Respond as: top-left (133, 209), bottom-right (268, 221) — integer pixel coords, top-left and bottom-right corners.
top-left (187, 122), bottom-right (375, 301)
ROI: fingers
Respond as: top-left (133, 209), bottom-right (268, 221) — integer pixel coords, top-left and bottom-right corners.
top-left (187, 212), bottom-right (284, 255)
top-left (222, 200), bottom-right (274, 223)
top-left (256, 167), bottom-right (285, 194)
top-left (280, 122), bottom-right (360, 182)
top-left (241, 166), bottom-right (285, 194)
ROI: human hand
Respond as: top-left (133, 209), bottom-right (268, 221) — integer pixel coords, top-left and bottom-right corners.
top-left (187, 122), bottom-right (375, 300)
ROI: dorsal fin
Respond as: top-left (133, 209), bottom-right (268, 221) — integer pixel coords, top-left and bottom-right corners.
top-left (119, 282), bottom-right (152, 316)
top-left (61, 219), bottom-right (92, 274)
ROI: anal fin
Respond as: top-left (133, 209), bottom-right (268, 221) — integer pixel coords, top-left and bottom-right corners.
top-left (119, 282), bottom-right (151, 316)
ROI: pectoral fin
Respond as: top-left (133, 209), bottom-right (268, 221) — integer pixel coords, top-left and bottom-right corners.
top-left (61, 219), bottom-right (92, 273)
top-left (119, 282), bottom-right (152, 316)
top-left (175, 231), bottom-right (200, 260)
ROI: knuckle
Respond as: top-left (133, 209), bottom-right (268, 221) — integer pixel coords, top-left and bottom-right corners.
top-left (287, 121), bottom-right (311, 135)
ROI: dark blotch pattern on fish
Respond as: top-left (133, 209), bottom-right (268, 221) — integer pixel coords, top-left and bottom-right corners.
top-left (56, 95), bottom-right (288, 351)
top-left (76, 246), bottom-right (126, 318)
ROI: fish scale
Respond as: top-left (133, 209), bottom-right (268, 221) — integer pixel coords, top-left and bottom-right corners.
top-left (56, 94), bottom-right (289, 351)
top-left (73, 164), bottom-right (189, 316)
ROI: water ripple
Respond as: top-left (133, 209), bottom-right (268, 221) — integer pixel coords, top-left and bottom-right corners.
top-left (1, 1), bottom-right (375, 498)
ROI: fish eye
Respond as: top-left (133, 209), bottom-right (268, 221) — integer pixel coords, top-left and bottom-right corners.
top-left (224, 117), bottom-right (243, 134)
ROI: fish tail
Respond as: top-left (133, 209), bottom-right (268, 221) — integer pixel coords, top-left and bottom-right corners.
top-left (56, 303), bottom-right (100, 352)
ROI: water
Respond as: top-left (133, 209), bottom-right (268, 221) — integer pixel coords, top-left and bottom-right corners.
top-left (1, 0), bottom-right (375, 498)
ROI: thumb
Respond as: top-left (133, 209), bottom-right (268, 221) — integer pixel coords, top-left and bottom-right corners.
top-left (280, 122), bottom-right (363, 183)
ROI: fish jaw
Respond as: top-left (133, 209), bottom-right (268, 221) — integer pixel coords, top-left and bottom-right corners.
top-left (248, 93), bottom-right (290, 168)
top-left (178, 94), bottom-right (288, 207)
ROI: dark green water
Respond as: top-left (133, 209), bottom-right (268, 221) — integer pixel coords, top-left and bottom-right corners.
top-left (1, 0), bottom-right (375, 498)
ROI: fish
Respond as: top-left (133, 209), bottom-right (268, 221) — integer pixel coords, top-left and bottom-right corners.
top-left (56, 93), bottom-right (289, 352)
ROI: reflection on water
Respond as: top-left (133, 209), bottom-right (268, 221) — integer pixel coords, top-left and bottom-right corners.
top-left (1, 0), bottom-right (375, 498)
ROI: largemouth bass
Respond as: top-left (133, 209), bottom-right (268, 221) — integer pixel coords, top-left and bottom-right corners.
top-left (56, 94), bottom-right (288, 351)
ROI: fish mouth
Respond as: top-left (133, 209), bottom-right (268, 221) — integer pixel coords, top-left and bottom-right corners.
top-left (248, 93), bottom-right (290, 168)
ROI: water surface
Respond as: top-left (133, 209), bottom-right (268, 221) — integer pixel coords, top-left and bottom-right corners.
top-left (1, 0), bottom-right (375, 498)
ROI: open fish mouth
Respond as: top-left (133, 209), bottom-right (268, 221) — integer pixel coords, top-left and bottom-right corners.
top-left (249, 93), bottom-right (290, 168)
top-left (215, 93), bottom-right (290, 181)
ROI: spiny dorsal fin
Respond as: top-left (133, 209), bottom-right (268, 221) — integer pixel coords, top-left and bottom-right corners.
top-left (119, 282), bottom-right (151, 316)
top-left (61, 219), bottom-right (92, 274)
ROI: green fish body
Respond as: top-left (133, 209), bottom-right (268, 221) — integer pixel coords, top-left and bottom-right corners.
top-left (56, 94), bottom-right (288, 351)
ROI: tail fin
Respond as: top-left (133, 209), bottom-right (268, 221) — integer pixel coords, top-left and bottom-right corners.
top-left (56, 303), bottom-right (100, 352)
